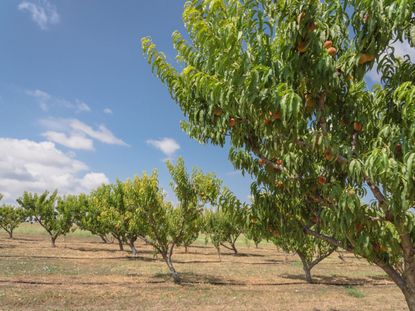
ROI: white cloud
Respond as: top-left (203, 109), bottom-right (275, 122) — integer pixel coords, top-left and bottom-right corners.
top-left (80, 173), bottom-right (109, 190)
top-left (104, 108), bottom-right (113, 114)
top-left (42, 131), bottom-right (94, 151)
top-left (69, 119), bottom-right (128, 146)
top-left (18, 0), bottom-right (60, 30)
top-left (0, 138), bottom-right (109, 203)
top-left (27, 89), bottom-right (91, 113)
top-left (40, 118), bottom-right (128, 149)
top-left (146, 138), bottom-right (180, 157)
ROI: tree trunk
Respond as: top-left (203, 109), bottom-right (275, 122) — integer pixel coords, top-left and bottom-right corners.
top-left (8, 231), bottom-right (13, 239)
top-left (403, 286), bottom-right (415, 311)
top-left (231, 242), bottom-right (238, 255)
top-left (255, 241), bottom-right (259, 249)
top-left (298, 252), bottom-right (313, 283)
top-left (117, 238), bottom-right (124, 251)
top-left (376, 255), bottom-right (415, 311)
top-left (129, 240), bottom-right (138, 257)
top-left (185, 246), bottom-right (188, 254)
top-left (163, 254), bottom-right (180, 283)
top-left (99, 235), bottom-right (108, 243)
top-left (216, 246), bottom-right (221, 261)
top-left (51, 236), bottom-right (57, 248)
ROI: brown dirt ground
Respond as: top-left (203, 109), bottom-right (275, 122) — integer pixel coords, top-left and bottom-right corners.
top-left (0, 224), bottom-right (408, 311)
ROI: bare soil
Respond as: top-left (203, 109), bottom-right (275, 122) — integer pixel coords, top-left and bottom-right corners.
top-left (0, 224), bottom-right (408, 310)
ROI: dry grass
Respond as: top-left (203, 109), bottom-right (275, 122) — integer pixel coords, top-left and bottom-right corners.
top-left (0, 224), bottom-right (408, 310)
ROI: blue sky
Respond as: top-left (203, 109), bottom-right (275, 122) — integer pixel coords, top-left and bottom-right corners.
top-left (1, 1), bottom-right (414, 205)
top-left (0, 0), bottom-right (252, 203)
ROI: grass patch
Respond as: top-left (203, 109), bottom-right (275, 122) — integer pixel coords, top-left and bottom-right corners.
top-left (346, 286), bottom-right (365, 298)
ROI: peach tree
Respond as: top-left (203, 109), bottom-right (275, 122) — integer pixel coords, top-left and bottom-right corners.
top-left (0, 205), bottom-right (26, 239)
top-left (142, 0), bottom-right (415, 308)
top-left (73, 193), bottom-right (112, 244)
top-left (204, 188), bottom-right (246, 255)
top-left (166, 157), bottom-right (222, 253)
top-left (17, 191), bottom-right (76, 247)
top-left (90, 182), bottom-right (145, 256)
top-left (251, 191), bottom-right (336, 283)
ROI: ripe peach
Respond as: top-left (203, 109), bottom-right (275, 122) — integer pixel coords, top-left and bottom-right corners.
top-left (353, 121), bottom-right (363, 132)
top-left (358, 53), bottom-right (375, 65)
top-left (229, 118), bottom-right (236, 127)
top-left (318, 176), bottom-right (326, 185)
top-left (323, 40), bottom-right (333, 49)
top-left (327, 47), bottom-right (337, 56)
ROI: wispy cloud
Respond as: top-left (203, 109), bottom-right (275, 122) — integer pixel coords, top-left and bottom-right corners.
top-left (103, 108), bottom-right (113, 114)
top-left (147, 138), bottom-right (180, 157)
top-left (18, 0), bottom-right (60, 30)
top-left (69, 119), bottom-right (128, 146)
top-left (40, 117), bottom-right (128, 150)
top-left (27, 89), bottom-right (91, 113)
top-left (42, 131), bottom-right (94, 151)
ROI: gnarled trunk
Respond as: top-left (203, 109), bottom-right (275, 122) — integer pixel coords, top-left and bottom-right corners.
top-left (129, 239), bottom-right (138, 257)
top-left (99, 235), bottom-right (108, 244)
top-left (403, 287), bottom-right (415, 311)
top-left (381, 260), bottom-right (415, 311)
top-left (298, 252), bottom-right (313, 283)
top-left (163, 253), bottom-right (180, 283)
top-left (51, 236), bottom-right (57, 248)
top-left (231, 242), bottom-right (238, 254)
top-left (117, 238), bottom-right (124, 251)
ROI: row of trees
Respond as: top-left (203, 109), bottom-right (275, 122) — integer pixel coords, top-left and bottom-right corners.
top-left (141, 0), bottom-right (415, 309)
top-left (0, 158), bottom-right (337, 284)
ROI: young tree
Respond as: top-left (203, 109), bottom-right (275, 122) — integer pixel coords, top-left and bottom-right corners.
top-left (204, 188), bottom-right (246, 255)
top-left (90, 183), bottom-right (136, 253)
top-left (73, 193), bottom-right (112, 244)
top-left (166, 157), bottom-right (222, 253)
top-left (126, 158), bottom-right (220, 283)
top-left (142, 1), bottom-right (415, 308)
top-left (17, 191), bottom-right (75, 247)
top-left (252, 192), bottom-right (336, 283)
top-left (124, 170), bottom-right (181, 282)
top-left (0, 205), bottom-right (26, 239)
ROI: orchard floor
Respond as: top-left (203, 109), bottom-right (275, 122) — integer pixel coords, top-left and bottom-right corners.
top-left (0, 224), bottom-right (408, 311)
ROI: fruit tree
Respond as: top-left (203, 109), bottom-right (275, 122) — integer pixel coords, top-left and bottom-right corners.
top-left (142, 0), bottom-right (415, 308)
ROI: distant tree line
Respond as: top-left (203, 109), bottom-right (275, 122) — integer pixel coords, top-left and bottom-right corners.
top-left (0, 157), bottom-right (334, 283)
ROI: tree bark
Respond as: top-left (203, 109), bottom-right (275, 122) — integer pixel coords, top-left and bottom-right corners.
top-left (117, 238), bottom-right (124, 251)
top-left (8, 231), bottom-right (13, 239)
top-left (215, 246), bottom-right (221, 261)
top-left (51, 236), bottom-right (57, 248)
top-left (231, 242), bottom-right (238, 254)
top-left (129, 240), bottom-right (138, 257)
top-left (403, 286), bottom-right (415, 311)
top-left (298, 252), bottom-right (313, 283)
top-left (163, 254), bottom-right (180, 283)
top-left (378, 259), bottom-right (415, 311)
top-left (99, 235), bottom-right (108, 244)
top-left (185, 246), bottom-right (188, 254)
